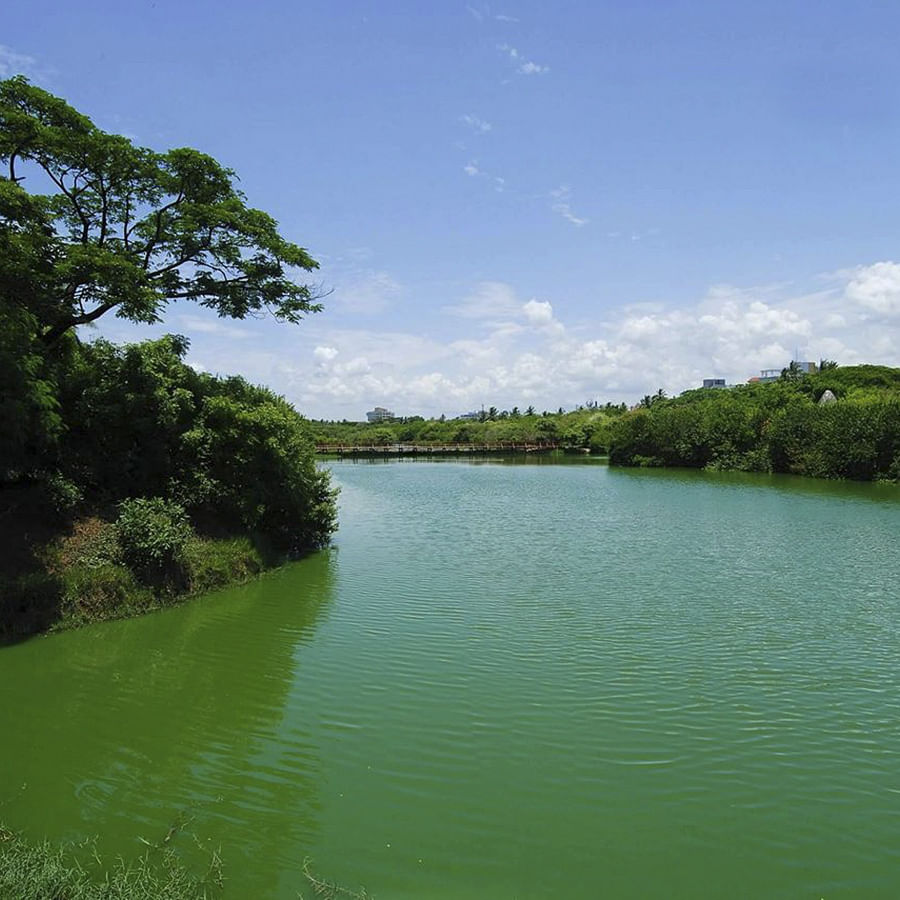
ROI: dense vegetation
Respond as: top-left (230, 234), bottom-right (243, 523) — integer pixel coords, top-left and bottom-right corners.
top-left (0, 78), bottom-right (336, 641)
top-left (1, 331), bottom-right (336, 642)
top-left (606, 365), bottom-right (900, 481)
top-left (312, 402), bottom-right (629, 452)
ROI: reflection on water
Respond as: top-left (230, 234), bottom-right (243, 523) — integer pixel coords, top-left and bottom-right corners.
top-left (0, 551), bottom-right (336, 898)
top-left (607, 460), bottom-right (900, 505)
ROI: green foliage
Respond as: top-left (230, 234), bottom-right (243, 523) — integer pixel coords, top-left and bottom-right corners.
top-left (116, 497), bottom-right (193, 576)
top-left (49, 335), bottom-right (337, 554)
top-left (0, 76), bottom-right (324, 346)
top-left (0, 304), bottom-right (63, 479)
top-left (180, 535), bottom-right (265, 593)
top-left (310, 405), bottom-right (628, 451)
top-left (0, 80), bottom-right (336, 638)
top-left (608, 366), bottom-right (900, 481)
top-left (59, 563), bottom-right (156, 624)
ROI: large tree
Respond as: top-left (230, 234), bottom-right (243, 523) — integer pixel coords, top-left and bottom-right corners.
top-left (0, 76), bottom-right (324, 345)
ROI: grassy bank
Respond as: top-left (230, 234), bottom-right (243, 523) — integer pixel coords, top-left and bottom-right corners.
top-left (0, 489), bottom-right (283, 643)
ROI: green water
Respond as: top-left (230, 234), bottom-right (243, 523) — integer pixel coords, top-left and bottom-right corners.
top-left (2, 460), bottom-right (900, 899)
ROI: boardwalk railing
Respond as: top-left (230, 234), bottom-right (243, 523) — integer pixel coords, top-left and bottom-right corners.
top-left (316, 441), bottom-right (561, 456)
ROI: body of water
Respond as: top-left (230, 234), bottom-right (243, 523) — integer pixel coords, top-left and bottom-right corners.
top-left (2, 459), bottom-right (900, 898)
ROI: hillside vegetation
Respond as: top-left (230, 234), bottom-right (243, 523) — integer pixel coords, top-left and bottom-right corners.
top-left (607, 365), bottom-right (900, 481)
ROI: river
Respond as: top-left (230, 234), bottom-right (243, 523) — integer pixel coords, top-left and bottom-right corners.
top-left (2, 459), bottom-right (900, 898)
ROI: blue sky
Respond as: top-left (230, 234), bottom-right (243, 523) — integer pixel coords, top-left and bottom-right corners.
top-left (4, 1), bottom-right (900, 417)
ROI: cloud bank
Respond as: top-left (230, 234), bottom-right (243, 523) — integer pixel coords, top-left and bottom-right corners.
top-left (267, 261), bottom-right (900, 418)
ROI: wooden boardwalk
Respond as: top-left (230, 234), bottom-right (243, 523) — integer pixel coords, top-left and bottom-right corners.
top-left (316, 441), bottom-right (561, 457)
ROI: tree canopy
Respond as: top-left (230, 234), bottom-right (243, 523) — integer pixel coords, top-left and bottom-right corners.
top-left (0, 76), bottom-right (324, 345)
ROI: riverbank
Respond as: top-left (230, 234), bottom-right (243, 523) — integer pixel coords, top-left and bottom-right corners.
top-left (0, 490), bottom-right (285, 643)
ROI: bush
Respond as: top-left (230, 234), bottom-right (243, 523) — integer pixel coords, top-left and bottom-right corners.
top-left (116, 497), bottom-right (193, 586)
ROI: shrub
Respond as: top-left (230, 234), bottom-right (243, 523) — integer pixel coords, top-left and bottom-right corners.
top-left (116, 497), bottom-right (193, 586)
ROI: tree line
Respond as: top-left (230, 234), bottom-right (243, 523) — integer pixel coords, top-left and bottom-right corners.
top-left (312, 403), bottom-right (630, 451)
top-left (607, 365), bottom-right (900, 481)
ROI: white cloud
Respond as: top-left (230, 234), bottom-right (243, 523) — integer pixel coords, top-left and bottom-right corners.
top-left (0, 45), bottom-right (37, 78)
top-left (497, 43), bottom-right (549, 75)
top-left (444, 281), bottom-right (521, 320)
top-left (460, 114), bottom-right (492, 133)
top-left (313, 345), bottom-right (339, 361)
top-left (461, 159), bottom-right (507, 191)
top-left (522, 298), bottom-right (554, 326)
top-left (550, 185), bottom-right (589, 227)
top-left (843, 261), bottom-right (900, 316)
top-left (141, 265), bottom-right (900, 420)
top-left (468, 8), bottom-right (520, 25)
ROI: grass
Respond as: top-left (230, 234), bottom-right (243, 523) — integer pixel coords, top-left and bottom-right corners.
top-left (0, 824), bottom-right (373, 899)
top-left (0, 821), bottom-right (223, 900)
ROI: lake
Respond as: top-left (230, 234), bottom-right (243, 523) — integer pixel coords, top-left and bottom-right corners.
top-left (2, 459), bottom-right (900, 898)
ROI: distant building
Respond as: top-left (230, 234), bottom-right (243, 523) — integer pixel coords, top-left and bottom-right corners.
top-left (702, 378), bottom-right (726, 389)
top-left (366, 406), bottom-right (395, 423)
top-left (756, 360), bottom-right (818, 383)
top-left (456, 411), bottom-right (480, 420)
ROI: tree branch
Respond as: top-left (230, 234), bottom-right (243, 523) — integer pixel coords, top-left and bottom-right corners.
top-left (43, 164), bottom-right (92, 244)
top-left (141, 189), bottom-right (185, 270)
top-left (8, 151), bottom-right (21, 184)
top-left (40, 299), bottom-right (121, 346)
top-left (98, 174), bottom-right (109, 247)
